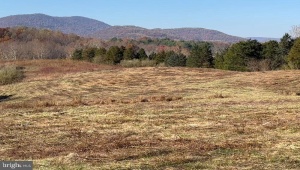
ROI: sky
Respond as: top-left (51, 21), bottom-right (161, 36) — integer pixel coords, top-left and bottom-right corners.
top-left (0, 0), bottom-right (299, 38)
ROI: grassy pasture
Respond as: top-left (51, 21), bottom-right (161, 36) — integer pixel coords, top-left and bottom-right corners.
top-left (0, 60), bottom-right (299, 169)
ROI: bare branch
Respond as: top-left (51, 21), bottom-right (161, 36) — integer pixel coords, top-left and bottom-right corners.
top-left (290, 25), bottom-right (300, 38)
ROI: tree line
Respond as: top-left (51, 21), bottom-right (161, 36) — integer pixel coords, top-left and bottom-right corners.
top-left (0, 27), bottom-right (82, 60)
top-left (1, 26), bottom-right (300, 71)
top-left (214, 33), bottom-right (299, 71)
top-left (72, 33), bottom-right (300, 71)
top-left (72, 42), bottom-right (214, 67)
top-left (0, 27), bottom-right (227, 61)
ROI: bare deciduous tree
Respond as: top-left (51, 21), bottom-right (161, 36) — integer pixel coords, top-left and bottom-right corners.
top-left (0, 42), bottom-right (23, 60)
top-left (31, 40), bottom-right (49, 59)
top-left (290, 25), bottom-right (300, 38)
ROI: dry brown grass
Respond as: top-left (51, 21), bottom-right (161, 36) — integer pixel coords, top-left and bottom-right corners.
top-left (0, 60), bottom-right (299, 169)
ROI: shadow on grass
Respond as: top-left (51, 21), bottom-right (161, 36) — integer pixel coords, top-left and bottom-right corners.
top-left (0, 95), bottom-right (13, 102)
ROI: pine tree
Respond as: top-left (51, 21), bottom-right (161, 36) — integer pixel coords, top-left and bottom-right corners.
top-left (223, 46), bottom-right (247, 71)
top-left (214, 49), bottom-right (228, 69)
top-left (165, 53), bottom-right (186, 67)
top-left (136, 48), bottom-right (148, 60)
top-left (287, 38), bottom-right (300, 69)
top-left (148, 52), bottom-right (157, 60)
top-left (221, 40), bottom-right (263, 71)
top-left (82, 48), bottom-right (96, 62)
top-left (106, 46), bottom-right (123, 64)
top-left (186, 43), bottom-right (213, 68)
top-left (279, 33), bottom-right (294, 56)
top-left (72, 49), bottom-right (83, 60)
top-left (262, 40), bottom-right (283, 70)
top-left (93, 47), bottom-right (107, 64)
top-left (123, 47), bottom-right (135, 60)
top-left (155, 51), bottom-right (166, 64)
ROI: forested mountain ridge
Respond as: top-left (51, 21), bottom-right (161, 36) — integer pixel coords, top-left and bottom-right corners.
top-left (0, 14), bottom-right (244, 43)
top-left (91, 26), bottom-right (245, 42)
top-left (0, 14), bottom-right (111, 36)
top-left (0, 26), bottom-right (230, 61)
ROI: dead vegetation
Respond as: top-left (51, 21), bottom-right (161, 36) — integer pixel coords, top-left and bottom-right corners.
top-left (0, 60), bottom-right (299, 169)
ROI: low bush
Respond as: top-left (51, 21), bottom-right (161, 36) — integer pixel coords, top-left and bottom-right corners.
top-left (0, 65), bottom-right (24, 85)
top-left (140, 59), bottom-right (157, 67)
top-left (120, 59), bottom-right (156, 67)
top-left (120, 59), bottom-right (141, 67)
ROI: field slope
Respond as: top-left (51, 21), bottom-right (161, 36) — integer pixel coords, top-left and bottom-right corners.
top-left (0, 60), bottom-right (299, 169)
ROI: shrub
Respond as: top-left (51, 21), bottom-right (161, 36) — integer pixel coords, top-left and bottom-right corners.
top-left (93, 54), bottom-right (107, 64)
top-left (72, 49), bottom-right (83, 60)
top-left (140, 59), bottom-right (156, 67)
top-left (157, 62), bottom-right (166, 67)
top-left (0, 65), bottom-right (24, 85)
top-left (120, 59), bottom-right (156, 67)
top-left (120, 59), bottom-right (141, 67)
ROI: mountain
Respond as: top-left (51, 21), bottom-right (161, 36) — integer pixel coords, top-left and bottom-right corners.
top-left (91, 26), bottom-right (245, 42)
top-left (247, 37), bottom-right (280, 43)
top-left (0, 13), bottom-right (111, 36)
top-left (91, 26), bottom-right (244, 42)
top-left (0, 14), bottom-right (244, 43)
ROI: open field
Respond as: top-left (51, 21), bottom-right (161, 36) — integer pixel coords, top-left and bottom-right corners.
top-left (0, 60), bottom-right (300, 169)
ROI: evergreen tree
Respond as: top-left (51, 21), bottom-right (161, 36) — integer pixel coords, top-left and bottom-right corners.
top-left (223, 45), bottom-right (247, 71)
top-left (95, 47), bottom-right (107, 56)
top-left (72, 49), bottom-right (83, 60)
top-left (165, 53), bottom-right (186, 67)
top-left (287, 38), bottom-right (300, 69)
top-left (242, 39), bottom-right (263, 60)
top-left (106, 46), bottom-right (123, 64)
top-left (136, 48), bottom-right (148, 60)
top-left (123, 47), bottom-right (135, 60)
top-left (148, 52), bottom-right (157, 60)
top-left (221, 40), bottom-right (263, 71)
top-left (262, 41), bottom-right (280, 59)
top-left (279, 33), bottom-right (294, 56)
top-left (82, 47), bottom-right (96, 62)
top-left (155, 51), bottom-right (167, 64)
top-left (186, 43), bottom-right (213, 68)
top-left (93, 47), bottom-right (107, 64)
top-left (262, 40), bottom-right (283, 70)
top-left (214, 48), bottom-right (228, 69)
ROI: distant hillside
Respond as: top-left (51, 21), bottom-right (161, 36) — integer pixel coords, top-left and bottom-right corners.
top-left (91, 26), bottom-right (245, 43)
top-left (0, 14), bottom-right (111, 36)
top-left (0, 14), bottom-right (244, 42)
top-left (247, 37), bottom-right (280, 43)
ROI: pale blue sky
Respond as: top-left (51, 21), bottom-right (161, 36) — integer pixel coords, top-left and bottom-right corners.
top-left (0, 0), bottom-right (299, 38)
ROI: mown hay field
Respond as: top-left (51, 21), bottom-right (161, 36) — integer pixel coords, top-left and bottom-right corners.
top-left (0, 60), bottom-right (299, 169)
